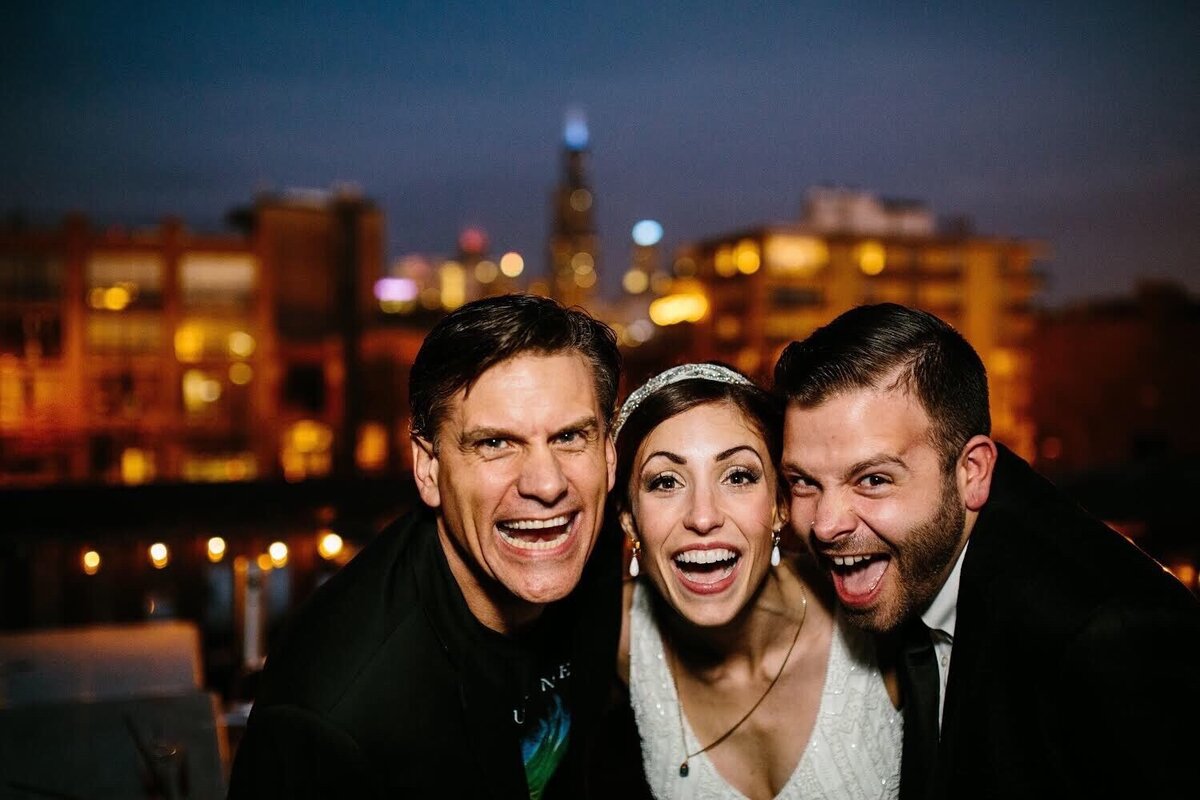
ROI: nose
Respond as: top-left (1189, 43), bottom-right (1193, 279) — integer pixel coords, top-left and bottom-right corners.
top-left (810, 490), bottom-right (857, 544)
top-left (516, 444), bottom-right (569, 505)
top-left (683, 482), bottom-right (724, 536)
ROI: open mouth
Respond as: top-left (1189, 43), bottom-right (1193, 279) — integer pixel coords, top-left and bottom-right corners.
top-left (671, 547), bottom-right (741, 591)
top-left (826, 553), bottom-right (890, 605)
top-left (496, 513), bottom-right (574, 552)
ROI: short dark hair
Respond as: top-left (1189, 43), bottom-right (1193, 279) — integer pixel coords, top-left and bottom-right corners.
top-left (409, 294), bottom-right (621, 443)
top-left (773, 303), bottom-right (990, 467)
top-left (614, 367), bottom-right (784, 514)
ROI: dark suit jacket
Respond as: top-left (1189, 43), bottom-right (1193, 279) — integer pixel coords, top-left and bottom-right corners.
top-left (227, 508), bottom-right (621, 799)
top-left (928, 446), bottom-right (1200, 798)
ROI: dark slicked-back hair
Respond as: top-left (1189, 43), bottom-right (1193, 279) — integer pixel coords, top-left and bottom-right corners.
top-left (773, 303), bottom-right (990, 468)
top-left (409, 294), bottom-right (621, 444)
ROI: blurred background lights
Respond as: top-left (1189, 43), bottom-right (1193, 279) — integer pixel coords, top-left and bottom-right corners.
top-left (628, 319), bottom-right (654, 344)
top-left (631, 219), bottom-right (663, 247)
top-left (735, 239), bottom-right (761, 274)
top-left (569, 189), bottom-right (593, 212)
top-left (564, 107), bottom-right (588, 150)
top-left (458, 227), bottom-right (487, 255)
top-left (229, 362), bottom-right (253, 385)
top-left (149, 542), bottom-right (170, 569)
top-left (623, 270), bottom-right (649, 294)
top-left (318, 531), bottom-right (344, 561)
top-left (650, 293), bottom-right (709, 326)
top-left (857, 240), bottom-right (887, 275)
top-left (82, 550), bottom-right (101, 575)
top-left (474, 260), bottom-right (498, 284)
top-left (268, 541), bottom-right (288, 568)
top-left (373, 277), bottom-right (418, 303)
top-left (207, 536), bottom-right (227, 563)
top-left (227, 330), bottom-right (255, 358)
top-left (499, 252), bottom-right (524, 277)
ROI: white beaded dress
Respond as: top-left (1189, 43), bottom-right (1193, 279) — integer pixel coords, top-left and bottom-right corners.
top-left (629, 582), bottom-right (902, 800)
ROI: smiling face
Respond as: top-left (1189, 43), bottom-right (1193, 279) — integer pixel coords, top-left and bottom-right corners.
top-left (412, 352), bottom-right (616, 632)
top-left (623, 401), bottom-right (783, 628)
top-left (781, 384), bottom-right (969, 633)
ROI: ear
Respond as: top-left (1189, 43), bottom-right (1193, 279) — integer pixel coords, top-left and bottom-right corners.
top-left (957, 434), bottom-right (997, 512)
top-left (604, 432), bottom-right (617, 493)
top-left (411, 435), bottom-right (442, 509)
top-left (771, 498), bottom-right (790, 532)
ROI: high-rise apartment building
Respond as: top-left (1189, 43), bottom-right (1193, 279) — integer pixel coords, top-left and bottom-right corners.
top-left (667, 187), bottom-right (1042, 457)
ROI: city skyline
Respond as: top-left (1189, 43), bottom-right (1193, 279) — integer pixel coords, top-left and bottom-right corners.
top-left (4, 2), bottom-right (1197, 305)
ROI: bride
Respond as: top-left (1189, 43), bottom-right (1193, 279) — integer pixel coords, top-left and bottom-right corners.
top-left (614, 364), bottom-right (901, 799)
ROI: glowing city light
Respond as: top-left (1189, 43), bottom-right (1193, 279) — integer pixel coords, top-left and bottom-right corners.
top-left (474, 260), bottom-right (498, 284)
top-left (564, 108), bottom-right (589, 150)
top-left (121, 447), bottom-right (152, 485)
top-left (207, 536), bottom-right (227, 563)
top-left (103, 285), bottom-right (132, 311)
top-left (228, 331), bottom-right (256, 358)
top-left (569, 189), bottom-right (593, 212)
top-left (857, 241), bottom-right (886, 275)
top-left (735, 240), bottom-right (761, 275)
top-left (229, 362), bottom-right (253, 385)
top-left (571, 252), bottom-right (594, 274)
top-left (149, 542), bottom-right (170, 569)
top-left (499, 252), bottom-right (524, 277)
top-left (458, 227), bottom-right (488, 255)
top-left (631, 220), bottom-right (663, 247)
top-left (174, 325), bottom-right (205, 362)
top-left (374, 277), bottom-right (418, 302)
top-left (318, 531), bottom-right (345, 561)
top-left (268, 541), bottom-right (289, 568)
top-left (649, 293), bottom-right (709, 326)
top-left (440, 262), bottom-right (466, 310)
top-left (623, 270), bottom-right (649, 294)
top-left (83, 550), bottom-right (101, 575)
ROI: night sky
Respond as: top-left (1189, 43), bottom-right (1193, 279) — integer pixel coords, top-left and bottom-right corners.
top-left (3, 2), bottom-right (1197, 305)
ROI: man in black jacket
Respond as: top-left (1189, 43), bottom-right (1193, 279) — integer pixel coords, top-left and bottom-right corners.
top-left (229, 294), bottom-right (622, 798)
top-left (775, 303), bottom-right (1200, 799)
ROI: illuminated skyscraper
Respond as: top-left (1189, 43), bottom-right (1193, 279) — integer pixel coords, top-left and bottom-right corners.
top-left (547, 109), bottom-right (599, 308)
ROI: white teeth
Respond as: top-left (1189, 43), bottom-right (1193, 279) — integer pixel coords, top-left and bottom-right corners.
top-left (831, 554), bottom-right (874, 567)
top-left (674, 548), bottom-right (737, 565)
top-left (501, 514), bottom-right (570, 530)
top-left (498, 528), bottom-right (571, 551)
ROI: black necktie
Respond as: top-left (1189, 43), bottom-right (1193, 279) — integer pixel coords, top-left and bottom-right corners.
top-left (898, 619), bottom-right (940, 800)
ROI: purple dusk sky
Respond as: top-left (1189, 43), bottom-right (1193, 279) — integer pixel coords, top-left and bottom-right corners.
top-left (3, 1), bottom-right (1197, 305)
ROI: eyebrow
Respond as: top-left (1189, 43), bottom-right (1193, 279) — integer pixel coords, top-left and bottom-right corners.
top-left (845, 453), bottom-right (908, 479)
top-left (642, 443), bottom-right (763, 467)
top-left (459, 415), bottom-right (600, 447)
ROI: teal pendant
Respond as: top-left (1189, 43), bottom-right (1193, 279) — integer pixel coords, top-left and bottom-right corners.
top-left (679, 762), bottom-right (689, 777)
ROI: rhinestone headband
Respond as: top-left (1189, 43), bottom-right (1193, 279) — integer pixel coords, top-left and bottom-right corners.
top-left (613, 363), bottom-right (753, 438)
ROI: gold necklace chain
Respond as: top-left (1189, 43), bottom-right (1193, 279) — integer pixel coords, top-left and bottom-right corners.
top-left (667, 581), bottom-right (808, 778)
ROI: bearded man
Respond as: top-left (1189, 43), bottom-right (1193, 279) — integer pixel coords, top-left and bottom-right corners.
top-left (775, 303), bottom-right (1200, 799)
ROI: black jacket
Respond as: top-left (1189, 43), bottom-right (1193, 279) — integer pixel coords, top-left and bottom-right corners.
top-left (227, 509), bottom-right (621, 799)
top-left (924, 446), bottom-right (1200, 799)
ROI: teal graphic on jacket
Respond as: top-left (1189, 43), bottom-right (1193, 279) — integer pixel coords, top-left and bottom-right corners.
top-left (520, 692), bottom-right (570, 800)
